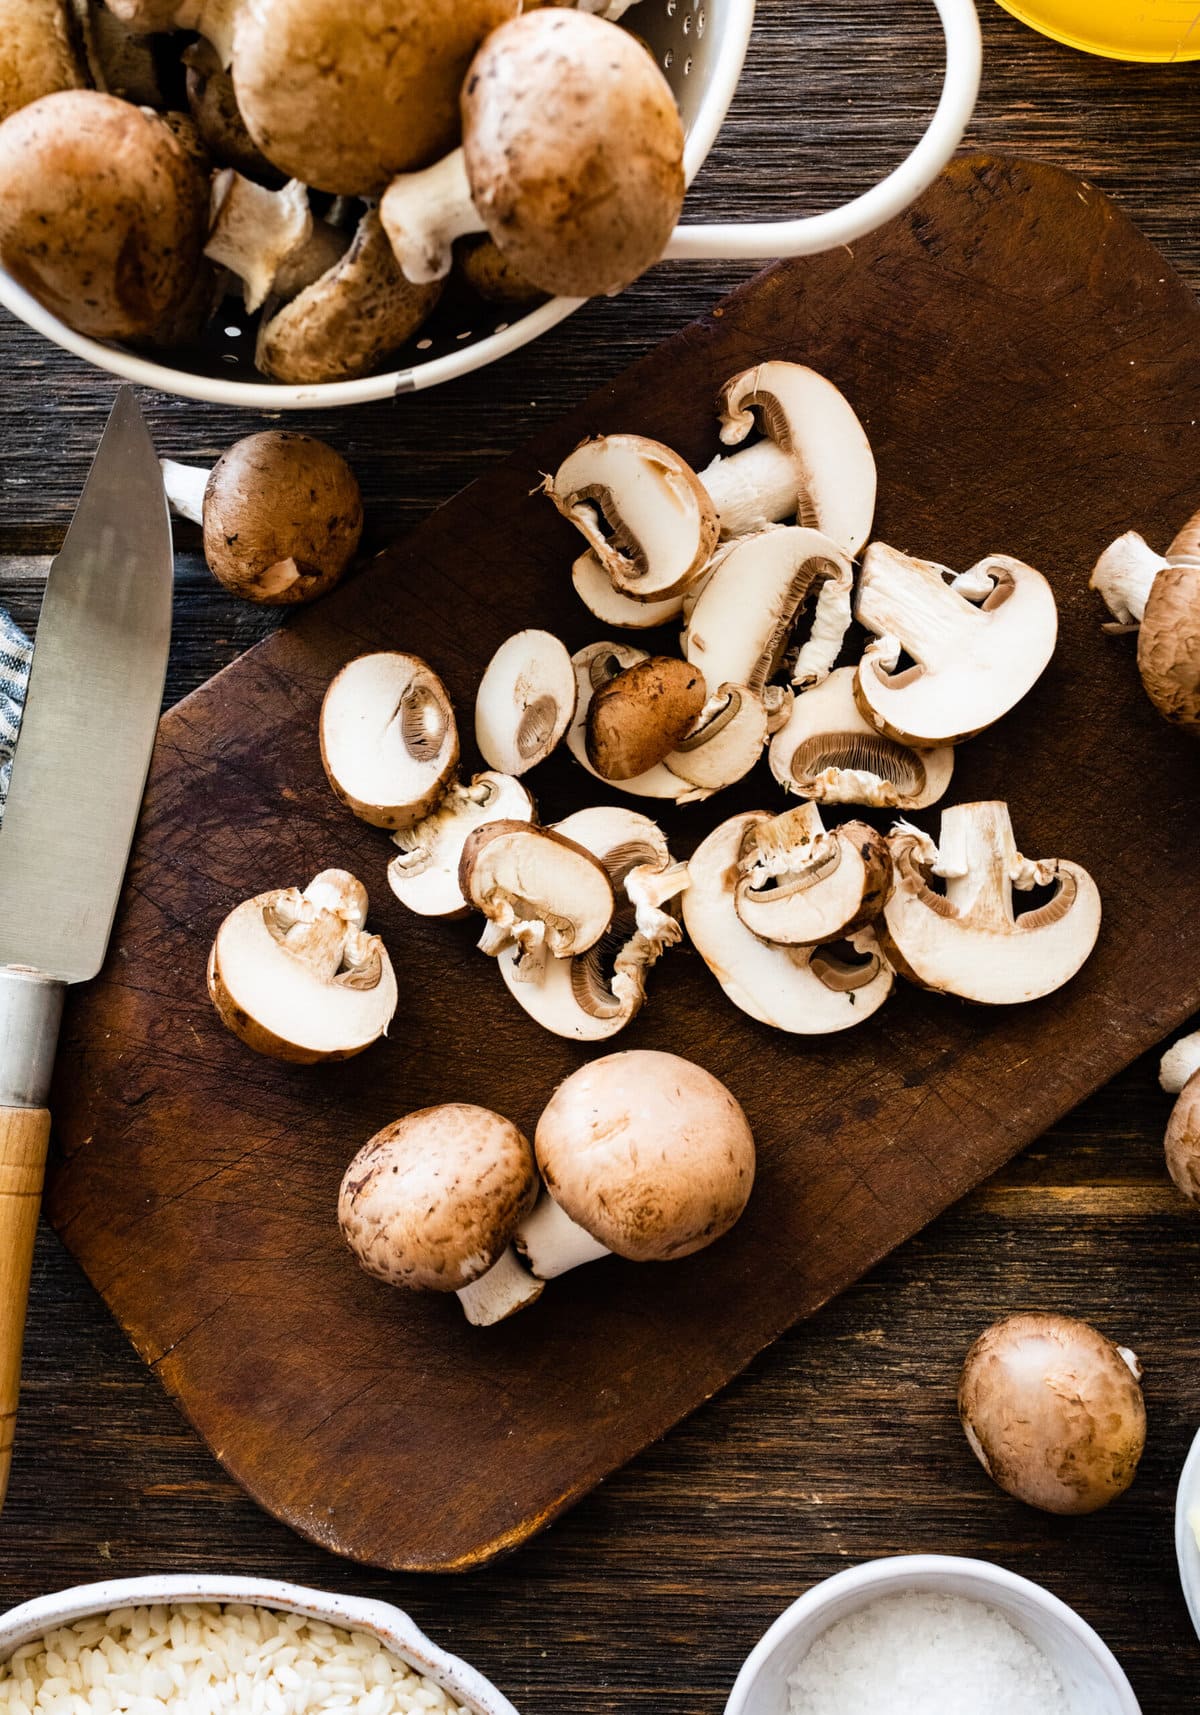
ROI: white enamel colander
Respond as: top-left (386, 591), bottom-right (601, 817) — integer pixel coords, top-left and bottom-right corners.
top-left (0, 0), bottom-right (982, 407)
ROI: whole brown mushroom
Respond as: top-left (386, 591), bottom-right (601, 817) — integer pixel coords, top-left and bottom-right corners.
top-left (0, 0), bottom-right (85, 123)
top-left (1090, 506), bottom-right (1200, 735)
top-left (958, 1312), bottom-right (1146, 1515)
top-left (0, 90), bottom-right (209, 341)
top-left (232, 0), bottom-right (520, 196)
top-left (161, 431), bottom-right (363, 606)
top-left (1161, 1029), bottom-right (1200, 1203)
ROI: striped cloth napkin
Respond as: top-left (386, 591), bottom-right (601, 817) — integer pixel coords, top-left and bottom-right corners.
top-left (0, 607), bottom-right (32, 825)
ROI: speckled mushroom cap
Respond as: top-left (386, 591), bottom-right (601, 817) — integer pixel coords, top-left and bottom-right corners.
top-left (0, 90), bottom-right (208, 341)
top-left (462, 9), bottom-right (685, 298)
top-left (1165, 1075), bottom-right (1200, 1203)
top-left (233, 0), bottom-right (520, 195)
top-left (338, 1105), bottom-right (540, 1292)
top-left (534, 1049), bottom-right (755, 1262)
top-left (958, 1312), bottom-right (1146, 1515)
top-left (0, 0), bottom-right (85, 123)
top-left (201, 431), bottom-right (364, 605)
top-left (1137, 564), bottom-right (1200, 734)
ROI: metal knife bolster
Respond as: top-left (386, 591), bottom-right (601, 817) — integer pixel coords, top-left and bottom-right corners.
top-left (0, 967), bottom-right (65, 1108)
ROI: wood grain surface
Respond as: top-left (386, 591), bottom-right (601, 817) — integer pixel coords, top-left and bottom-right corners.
top-left (34, 150), bottom-right (1200, 1584)
top-left (2, 3), bottom-right (1200, 1711)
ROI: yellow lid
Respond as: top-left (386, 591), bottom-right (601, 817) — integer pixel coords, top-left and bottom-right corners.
top-left (997, 0), bottom-right (1200, 60)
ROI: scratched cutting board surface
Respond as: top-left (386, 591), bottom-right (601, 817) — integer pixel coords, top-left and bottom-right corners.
top-left (46, 157), bottom-right (1200, 1571)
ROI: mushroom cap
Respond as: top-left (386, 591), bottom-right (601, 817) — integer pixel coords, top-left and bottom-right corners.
top-left (459, 819), bottom-right (615, 961)
top-left (535, 1049), bottom-right (755, 1261)
top-left (256, 207), bottom-right (442, 385)
top-left (321, 652), bottom-right (459, 830)
top-left (457, 235), bottom-right (544, 308)
top-left (208, 869), bottom-right (397, 1063)
top-left (683, 811), bottom-right (894, 1033)
top-left (474, 629), bottom-right (577, 776)
top-left (339, 1104), bottom-right (539, 1292)
top-left (879, 801), bottom-right (1102, 1006)
top-left (1165, 1072), bottom-right (1200, 1204)
top-left (388, 772), bottom-right (535, 920)
top-left (105, 0), bottom-right (180, 29)
top-left (462, 9), bottom-right (685, 298)
top-left (587, 655), bottom-right (707, 781)
top-left (768, 667), bottom-right (955, 811)
top-left (566, 642), bottom-right (702, 801)
top-left (734, 806), bottom-right (892, 947)
top-left (958, 1313), bottom-right (1146, 1515)
top-left (0, 90), bottom-right (209, 340)
top-left (1138, 563), bottom-right (1200, 733)
top-left (201, 431), bottom-right (363, 606)
top-left (233, 0), bottom-right (519, 195)
top-left (0, 0), bottom-right (85, 123)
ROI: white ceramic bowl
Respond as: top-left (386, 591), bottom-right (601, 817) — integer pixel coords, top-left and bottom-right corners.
top-left (0, 1575), bottom-right (520, 1715)
top-left (0, 0), bottom-right (981, 407)
top-left (724, 1555), bottom-right (1140, 1715)
top-left (1175, 1426), bottom-right (1200, 1643)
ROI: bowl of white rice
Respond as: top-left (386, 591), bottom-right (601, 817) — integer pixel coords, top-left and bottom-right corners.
top-left (0, 1576), bottom-right (520, 1715)
top-left (722, 1555), bottom-right (1140, 1715)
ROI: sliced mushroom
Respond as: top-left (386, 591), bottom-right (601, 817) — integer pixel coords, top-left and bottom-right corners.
top-left (854, 544), bottom-right (1058, 748)
top-left (567, 643), bottom-right (705, 802)
top-left (1090, 510), bottom-right (1200, 734)
top-left (498, 805), bottom-right (686, 1041)
top-left (204, 171), bottom-right (316, 312)
top-left (474, 630), bottom-right (576, 776)
top-left (460, 820), bottom-right (614, 979)
top-left (208, 868), bottom-right (397, 1063)
top-left (571, 550), bottom-right (684, 630)
top-left (701, 361), bottom-right (877, 555)
top-left (338, 1105), bottom-right (543, 1326)
top-left (546, 435), bottom-right (719, 603)
top-left (256, 208), bottom-right (442, 385)
top-left (734, 803), bottom-right (892, 947)
top-left (768, 666), bottom-right (954, 810)
top-left (161, 431), bottom-right (362, 605)
top-left (879, 802), bottom-right (1101, 1005)
top-left (682, 525), bottom-right (856, 695)
top-left (233, 0), bottom-right (519, 196)
top-left (1160, 1030), bottom-right (1200, 1204)
top-left (587, 655), bottom-right (707, 781)
top-left (683, 811), bottom-right (894, 1032)
top-left (0, 0), bottom-right (86, 123)
top-left (0, 90), bottom-right (209, 341)
top-left (663, 684), bottom-right (772, 793)
top-left (515, 1050), bottom-right (755, 1278)
top-left (321, 653), bottom-right (459, 830)
top-left (388, 772), bottom-right (534, 920)
top-left (381, 10), bottom-right (683, 297)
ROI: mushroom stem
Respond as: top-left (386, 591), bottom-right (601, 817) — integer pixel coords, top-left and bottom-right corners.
top-left (174, 0), bottom-right (239, 67)
top-left (204, 171), bottom-right (313, 313)
top-left (936, 802), bottom-right (1019, 931)
top-left (792, 563), bottom-right (854, 688)
top-left (1089, 531), bottom-right (1169, 628)
top-left (699, 441), bottom-right (799, 537)
top-left (1161, 1029), bottom-right (1200, 1095)
top-left (858, 546), bottom-right (987, 675)
top-left (160, 458), bottom-right (209, 526)
top-left (380, 147), bottom-right (481, 285)
top-left (455, 1245), bottom-right (544, 1327)
top-left (514, 1194), bottom-right (611, 1280)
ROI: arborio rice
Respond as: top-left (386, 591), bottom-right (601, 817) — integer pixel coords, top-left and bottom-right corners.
top-left (0, 1604), bottom-right (472, 1715)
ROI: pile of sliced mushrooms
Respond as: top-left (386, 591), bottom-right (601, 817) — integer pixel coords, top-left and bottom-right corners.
top-left (308, 358), bottom-right (1103, 1048)
top-left (0, 0), bottom-right (684, 382)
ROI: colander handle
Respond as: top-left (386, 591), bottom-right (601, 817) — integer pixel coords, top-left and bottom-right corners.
top-left (664, 0), bottom-right (982, 261)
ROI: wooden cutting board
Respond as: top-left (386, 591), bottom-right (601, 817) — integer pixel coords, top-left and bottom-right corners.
top-left (46, 156), bottom-right (1200, 1572)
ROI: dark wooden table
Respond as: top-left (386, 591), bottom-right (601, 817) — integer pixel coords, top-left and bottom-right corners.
top-left (2, 3), bottom-right (1199, 1709)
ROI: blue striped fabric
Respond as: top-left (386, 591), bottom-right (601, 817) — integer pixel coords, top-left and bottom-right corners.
top-left (0, 608), bottom-right (32, 826)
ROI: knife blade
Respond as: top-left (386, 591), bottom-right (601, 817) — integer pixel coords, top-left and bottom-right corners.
top-left (0, 388), bottom-right (172, 1512)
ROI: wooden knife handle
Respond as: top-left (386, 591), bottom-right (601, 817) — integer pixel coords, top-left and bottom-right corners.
top-left (0, 1106), bottom-right (51, 1512)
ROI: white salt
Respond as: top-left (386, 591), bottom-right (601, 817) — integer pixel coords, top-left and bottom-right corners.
top-left (785, 1590), bottom-right (1071, 1715)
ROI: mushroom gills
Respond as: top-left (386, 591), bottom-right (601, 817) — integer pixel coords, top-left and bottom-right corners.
top-left (734, 802), bottom-right (892, 946)
top-left (854, 544), bottom-right (1058, 747)
top-left (475, 629), bottom-right (576, 776)
top-left (879, 801), bottom-right (1101, 1005)
top-left (388, 772), bottom-right (535, 919)
top-left (663, 683), bottom-right (771, 791)
top-left (769, 667), bottom-right (953, 809)
top-left (498, 806), bottom-right (686, 1040)
top-left (682, 812), bottom-right (894, 1033)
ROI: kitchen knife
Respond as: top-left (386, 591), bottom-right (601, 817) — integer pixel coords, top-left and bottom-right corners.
top-left (0, 389), bottom-right (173, 1512)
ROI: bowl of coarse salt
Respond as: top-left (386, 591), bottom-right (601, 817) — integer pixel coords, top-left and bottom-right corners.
top-left (0, 1575), bottom-right (520, 1715)
top-left (723, 1555), bottom-right (1140, 1715)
